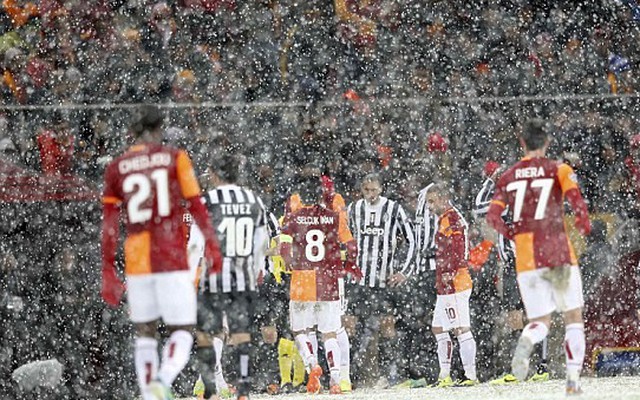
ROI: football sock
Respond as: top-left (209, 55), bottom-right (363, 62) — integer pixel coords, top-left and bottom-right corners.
top-left (324, 338), bottom-right (342, 385)
top-left (213, 336), bottom-right (228, 389)
top-left (236, 342), bottom-right (252, 396)
top-left (134, 337), bottom-right (159, 400)
top-left (309, 330), bottom-right (319, 359)
top-left (535, 337), bottom-right (549, 373)
top-left (521, 322), bottom-right (549, 345)
top-left (292, 347), bottom-right (306, 386)
top-left (195, 346), bottom-right (217, 398)
top-left (564, 323), bottom-right (585, 381)
top-left (336, 326), bottom-right (351, 381)
top-left (379, 336), bottom-right (399, 384)
top-left (457, 331), bottom-right (477, 381)
top-left (277, 338), bottom-right (294, 385)
top-left (435, 332), bottom-right (452, 379)
top-left (157, 330), bottom-right (194, 386)
top-left (294, 333), bottom-right (317, 370)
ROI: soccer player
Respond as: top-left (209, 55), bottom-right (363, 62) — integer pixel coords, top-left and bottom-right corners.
top-left (474, 162), bottom-right (549, 384)
top-left (190, 154), bottom-right (269, 400)
top-left (487, 119), bottom-right (591, 395)
top-left (280, 172), bottom-right (360, 395)
top-left (426, 183), bottom-right (478, 387)
top-left (346, 173), bottom-right (415, 388)
top-left (101, 105), bottom-right (222, 400)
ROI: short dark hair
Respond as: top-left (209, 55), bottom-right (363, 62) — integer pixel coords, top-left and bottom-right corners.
top-left (519, 118), bottom-right (548, 151)
top-left (212, 153), bottom-right (240, 183)
top-left (131, 105), bottom-right (163, 136)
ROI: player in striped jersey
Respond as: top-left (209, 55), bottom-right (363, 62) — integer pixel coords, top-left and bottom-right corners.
top-left (394, 182), bottom-right (440, 388)
top-left (474, 162), bottom-right (549, 385)
top-left (415, 183), bottom-right (439, 274)
top-left (346, 173), bottom-right (415, 387)
top-left (189, 154), bottom-right (268, 400)
top-left (426, 182), bottom-right (477, 387)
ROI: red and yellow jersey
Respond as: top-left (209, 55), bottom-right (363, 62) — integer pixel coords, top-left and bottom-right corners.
top-left (488, 157), bottom-right (590, 273)
top-left (102, 142), bottom-right (201, 275)
top-left (281, 193), bottom-right (354, 302)
top-left (435, 206), bottom-right (471, 295)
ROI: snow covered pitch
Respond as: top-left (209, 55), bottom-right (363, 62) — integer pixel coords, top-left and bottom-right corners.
top-left (241, 377), bottom-right (640, 400)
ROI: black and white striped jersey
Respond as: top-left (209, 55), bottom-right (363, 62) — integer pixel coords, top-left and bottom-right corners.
top-left (190, 184), bottom-right (268, 293)
top-left (415, 183), bottom-right (439, 273)
top-left (348, 196), bottom-right (416, 288)
top-left (474, 177), bottom-right (515, 264)
top-left (265, 211), bottom-right (281, 273)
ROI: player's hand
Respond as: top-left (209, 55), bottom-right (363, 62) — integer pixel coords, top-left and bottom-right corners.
top-left (101, 266), bottom-right (125, 307)
top-left (344, 261), bottom-right (363, 281)
top-left (387, 273), bottom-right (407, 288)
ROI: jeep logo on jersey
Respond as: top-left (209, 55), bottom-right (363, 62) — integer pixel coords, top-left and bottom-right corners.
top-left (360, 226), bottom-right (385, 236)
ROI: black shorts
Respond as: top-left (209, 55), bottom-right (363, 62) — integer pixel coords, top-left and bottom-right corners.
top-left (198, 291), bottom-right (257, 334)
top-left (502, 259), bottom-right (524, 311)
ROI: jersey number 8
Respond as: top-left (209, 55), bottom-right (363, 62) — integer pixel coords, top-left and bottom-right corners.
top-left (305, 229), bottom-right (326, 262)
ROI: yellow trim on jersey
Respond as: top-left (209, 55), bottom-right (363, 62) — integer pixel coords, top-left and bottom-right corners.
top-left (102, 195), bottom-right (122, 205)
top-left (491, 199), bottom-right (506, 208)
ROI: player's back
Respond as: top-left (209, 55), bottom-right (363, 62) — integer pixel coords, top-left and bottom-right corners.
top-left (282, 204), bottom-right (343, 301)
top-left (495, 156), bottom-right (579, 270)
top-left (103, 142), bottom-right (200, 274)
top-left (203, 184), bottom-right (266, 292)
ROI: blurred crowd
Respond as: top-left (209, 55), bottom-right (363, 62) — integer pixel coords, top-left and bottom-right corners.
top-left (2, 0), bottom-right (640, 397)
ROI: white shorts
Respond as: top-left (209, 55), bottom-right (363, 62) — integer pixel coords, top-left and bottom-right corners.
top-left (517, 266), bottom-right (584, 320)
top-left (432, 289), bottom-right (472, 331)
top-left (127, 271), bottom-right (197, 325)
top-left (289, 300), bottom-right (342, 334)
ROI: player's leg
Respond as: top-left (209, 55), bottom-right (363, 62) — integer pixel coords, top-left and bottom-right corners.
top-left (452, 289), bottom-right (477, 385)
top-left (289, 301), bottom-right (317, 369)
top-left (193, 330), bottom-right (218, 400)
top-left (558, 266), bottom-right (586, 395)
top-left (308, 329), bottom-right (319, 359)
top-left (277, 336), bottom-right (295, 388)
top-left (212, 334), bottom-right (230, 394)
top-left (336, 324), bottom-right (352, 391)
top-left (512, 269), bottom-right (554, 381)
top-left (154, 271), bottom-right (197, 397)
top-left (506, 261), bottom-right (549, 382)
top-left (431, 294), bottom-right (453, 387)
top-left (134, 321), bottom-right (161, 400)
top-left (378, 314), bottom-right (398, 388)
top-left (226, 291), bottom-right (257, 400)
top-left (318, 300), bottom-right (344, 394)
top-left (193, 291), bottom-right (228, 399)
top-left (336, 277), bottom-right (352, 391)
top-left (127, 274), bottom-right (162, 400)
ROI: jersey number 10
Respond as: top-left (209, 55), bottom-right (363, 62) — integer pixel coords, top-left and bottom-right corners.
top-left (506, 178), bottom-right (554, 222)
top-left (219, 217), bottom-right (255, 257)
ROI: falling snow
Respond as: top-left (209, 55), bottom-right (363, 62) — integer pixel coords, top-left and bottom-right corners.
top-left (1, 1), bottom-right (640, 399)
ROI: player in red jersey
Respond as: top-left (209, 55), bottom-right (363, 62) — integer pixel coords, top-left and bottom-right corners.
top-left (487, 119), bottom-right (591, 395)
top-left (101, 105), bottom-right (222, 400)
top-left (426, 183), bottom-right (477, 387)
top-left (280, 173), bottom-right (360, 395)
